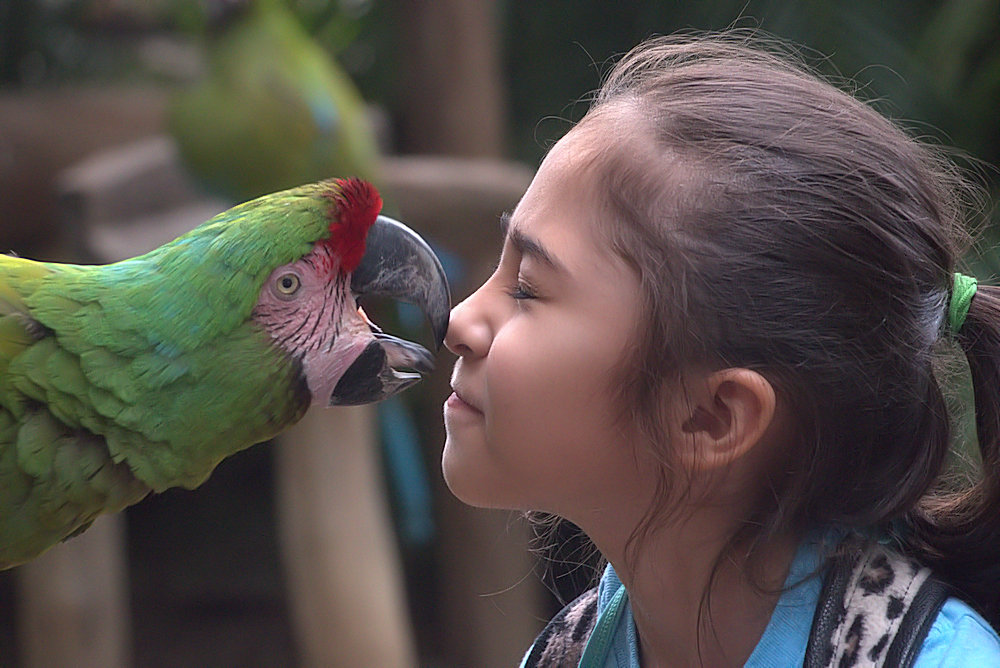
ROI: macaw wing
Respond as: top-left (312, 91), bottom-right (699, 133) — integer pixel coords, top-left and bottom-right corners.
top-left (0, 255), bottom-right (151, 567)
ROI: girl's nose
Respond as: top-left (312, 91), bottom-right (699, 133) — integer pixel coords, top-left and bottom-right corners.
top-left (444, 290), bottom-right (492, 359)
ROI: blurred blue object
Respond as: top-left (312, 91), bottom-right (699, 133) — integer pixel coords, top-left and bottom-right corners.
top-left (378, 396), bottom-right (434, 548)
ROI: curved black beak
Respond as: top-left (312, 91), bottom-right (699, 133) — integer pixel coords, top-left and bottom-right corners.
top-left (331, 215), bottom-right (451, 406)
top-left (350, 215), bottom-right (450, 348)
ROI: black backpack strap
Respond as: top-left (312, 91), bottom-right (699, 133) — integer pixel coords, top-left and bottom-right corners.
top-left (804, 543), bottom-right (858, 666)
top-left (522, 588), bottom-right (599, 668)
top-left (804, 538), bottom-right (950, 668)
top-left (883, 576), bottom-right (950, 668)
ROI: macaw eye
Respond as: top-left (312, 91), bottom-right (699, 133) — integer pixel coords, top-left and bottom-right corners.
top-left (274, 273), bottom-right (301, 297)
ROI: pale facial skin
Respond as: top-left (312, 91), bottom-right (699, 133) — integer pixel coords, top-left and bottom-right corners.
top-left (443, 114), bottom-right (795, 667)
top-left (442, 126), bottom-right (656, 525)
top-left (254, 244), bottom-right (370, 406)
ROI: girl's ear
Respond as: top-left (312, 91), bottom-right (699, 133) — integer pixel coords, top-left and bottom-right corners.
top-left (675, 368), bottom-right (776, 471)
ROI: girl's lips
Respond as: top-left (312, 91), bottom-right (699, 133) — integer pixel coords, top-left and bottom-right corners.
top-left (446, 390), bottom-right (483, 414)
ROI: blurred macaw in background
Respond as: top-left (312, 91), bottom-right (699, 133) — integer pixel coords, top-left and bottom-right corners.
top-left (169, 0), bottom-right (381, 202)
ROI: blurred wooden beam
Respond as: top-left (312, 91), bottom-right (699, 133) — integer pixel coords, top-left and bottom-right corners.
top-left (382, 155), bottom-right (534, 244)
top-left (0, 85), bottom-right (167, 257)
top-left (17, 516), bottom-right (131, 668)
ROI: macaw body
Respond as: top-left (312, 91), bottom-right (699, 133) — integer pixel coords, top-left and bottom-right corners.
top-left (169, 0), bottom-right (380, 201)
top-left (0, 178), bottom-right (449, 568)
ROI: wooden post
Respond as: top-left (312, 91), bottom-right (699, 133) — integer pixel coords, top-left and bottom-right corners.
top-left (17, 516), bottom-right (131, 668)
top-left (276, 407), bottom-right (417, 667)
top-left (394, 0), bottom-right (506, 157)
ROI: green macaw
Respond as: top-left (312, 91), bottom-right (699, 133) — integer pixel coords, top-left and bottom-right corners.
top-left (0, 178), bottom-right (449, 569)
top-left (169, 0), bottom-right (381, 202)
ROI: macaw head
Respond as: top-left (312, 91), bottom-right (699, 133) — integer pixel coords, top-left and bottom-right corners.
top-left (167, 177), bottom-right (449, 407)
top-left (249, 178), bottom-right (450, 405)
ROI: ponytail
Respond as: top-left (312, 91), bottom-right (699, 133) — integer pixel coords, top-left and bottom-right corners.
top-left (907, 283), bottom-right (1000, 628)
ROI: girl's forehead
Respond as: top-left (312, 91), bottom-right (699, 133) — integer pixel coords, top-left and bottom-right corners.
top-left (533, 118), bottom-right (632, 202)
top-left (511, 137), bottom-right (630, 270)
top-left (527, 110), bottom-right (657, 223)
top-left (541, 127), bottom-right (603, 177)
top-left (573, 101), bottom-right (647, 147)
top-left (520, 134), bottom-right (603, 220)
top-left (550, 107), bottom-right (660, 190)
top-left (551, 112), bottom-right (632, 164)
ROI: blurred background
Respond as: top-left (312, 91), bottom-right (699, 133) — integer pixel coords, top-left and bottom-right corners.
top-left (0, 1), bottom-right (997, 666)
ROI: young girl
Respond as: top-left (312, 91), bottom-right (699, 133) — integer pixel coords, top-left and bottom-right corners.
top-left (442, 34), bottom-right (1000, 667)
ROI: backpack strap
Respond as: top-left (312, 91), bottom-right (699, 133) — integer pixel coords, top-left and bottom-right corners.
top-left (523, 538), bottom-right (949, 668)
top-left (883, 576), bottom-right (951, 668)
top-left (522, 588), bottom-right (599, 668)
top-left (804, 537), bottom-right (950, 668)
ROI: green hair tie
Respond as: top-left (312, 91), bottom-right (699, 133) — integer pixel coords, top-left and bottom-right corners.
top-left (948, 272), bottom-right (977, 335)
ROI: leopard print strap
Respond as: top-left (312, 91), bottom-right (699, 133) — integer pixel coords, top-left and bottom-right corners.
top-left (522, 588), bottom-right (599, 668)
top-left (524, 538), bottom-right (948, 668)
top-left (805, 538), bottom-right (949, 668)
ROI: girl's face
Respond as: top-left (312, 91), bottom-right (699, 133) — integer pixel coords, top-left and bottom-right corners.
top-left (442, 127), bottom-right (653, 520)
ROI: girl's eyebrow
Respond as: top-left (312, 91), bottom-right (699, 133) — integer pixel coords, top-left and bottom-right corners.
top-left (499, 211), bottom-right (563, 272)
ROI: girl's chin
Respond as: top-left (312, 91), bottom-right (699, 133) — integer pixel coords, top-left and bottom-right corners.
top-left (441, 439), bottom-right (507, 509)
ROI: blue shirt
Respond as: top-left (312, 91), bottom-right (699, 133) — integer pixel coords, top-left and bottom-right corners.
top-left (524, 535), bottom-right (1000, 667)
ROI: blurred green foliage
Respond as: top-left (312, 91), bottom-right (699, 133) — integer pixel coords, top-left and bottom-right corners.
top-left (503, 1), bottom-right (999, 179)
top-left (514, 3), bottom-right (990, 148)
top-left (0, 0), bottom-right (380, 84)
top-left (0, 0), bottom-right (153, 84)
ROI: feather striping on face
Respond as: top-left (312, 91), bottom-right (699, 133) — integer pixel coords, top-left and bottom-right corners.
top-left (252, 234), bottom-right (365, 406)
top-left (252, 177), bottom-right (447, 408)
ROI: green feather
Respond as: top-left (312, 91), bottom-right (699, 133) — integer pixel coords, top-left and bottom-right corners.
top-left (15, 412), bottom-right (61, 478)
top-left (0, 181), bottom-right (344, 567)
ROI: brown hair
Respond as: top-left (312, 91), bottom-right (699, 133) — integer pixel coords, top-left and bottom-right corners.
top-left (581, 33), bottom-right (1000, 625)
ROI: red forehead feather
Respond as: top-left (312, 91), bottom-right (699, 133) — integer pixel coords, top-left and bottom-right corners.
top-left (319, 177), bottom-right (383, 273)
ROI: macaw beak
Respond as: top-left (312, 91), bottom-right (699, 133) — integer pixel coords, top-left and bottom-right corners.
top-left (330, 215), bottom-right (451, 406)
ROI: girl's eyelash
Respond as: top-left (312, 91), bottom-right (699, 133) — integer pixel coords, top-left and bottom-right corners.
top-left (508, 280), bottom-right (537, 300)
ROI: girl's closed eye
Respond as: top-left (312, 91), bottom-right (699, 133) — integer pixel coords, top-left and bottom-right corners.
top-left (508, 276), bottom-right (538, 301)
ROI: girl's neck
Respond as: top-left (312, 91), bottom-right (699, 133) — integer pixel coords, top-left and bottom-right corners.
top-left (585, 509), bottom-right (799, 668)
